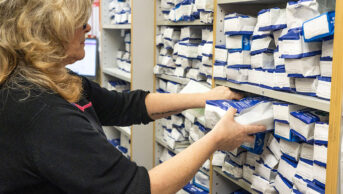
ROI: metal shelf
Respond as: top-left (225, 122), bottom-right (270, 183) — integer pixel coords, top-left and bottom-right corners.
top-left (103, 24), bottom-right (131, 30)
top-left (215, 80), bottom-right (330, 112)
top-left (157, 20), bottom-right (212, 26)
top-left (114, 126), bottom-right (131, 137)
top-left (218, 0), bottom-right (288, 4)
top-left (213, 166), bottom-right (258, 194)
top-left (103, 68), bottom-right (131, 83)
top-left (156, 74), bottom-right (211, 89)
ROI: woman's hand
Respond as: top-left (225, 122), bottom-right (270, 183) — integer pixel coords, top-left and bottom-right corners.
top-left (203, 86), bottom-right (243, 106)
top-left (209, 107), bottom-right (266, 151)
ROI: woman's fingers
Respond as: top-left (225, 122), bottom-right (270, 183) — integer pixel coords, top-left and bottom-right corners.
top-left (244, 124), bottom-right (266, 135)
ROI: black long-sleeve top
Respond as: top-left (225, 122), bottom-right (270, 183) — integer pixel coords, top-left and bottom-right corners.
top-left (0, 75), bottom-right (153, 194)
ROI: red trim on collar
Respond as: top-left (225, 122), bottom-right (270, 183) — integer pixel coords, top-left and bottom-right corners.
top-left (73, 102), bottom-right (93, 112)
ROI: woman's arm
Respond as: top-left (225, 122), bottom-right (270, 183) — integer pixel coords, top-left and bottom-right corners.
top-left (148, 108), bottom-right (266, 194)
top-left (145, 86), bottom-right (243, 120)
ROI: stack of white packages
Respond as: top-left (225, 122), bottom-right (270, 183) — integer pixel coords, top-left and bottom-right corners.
top-left (116, 31), bottom-right (131, 73)
top-left (221, 0), bottom-right (335, 101)
top-left (199, 28), bottom-right (213, 80)
top-left (160, 0), bottom-right (213, 24)
top-left (224, 13), bottom-right (255, 84)
top-left (109, 0), bottom-right (131, 24)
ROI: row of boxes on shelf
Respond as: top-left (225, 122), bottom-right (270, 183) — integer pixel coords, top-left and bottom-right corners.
top-left (108, 132), bottom-right (131, 159)
top-left (116, 31), bottom-right (131, 73)
top-left (154, 26), bottom-right (214, 82)
top-left (213, 0), bottom-right (334, 101)
top-left (107, 80), bottom-right (130, 92)
top-left (204, 96), bottom-right (328, 193)
top-left (108, 0), bottom-right (131, 24)
top-left (160, 0), bottom-right (213, 24)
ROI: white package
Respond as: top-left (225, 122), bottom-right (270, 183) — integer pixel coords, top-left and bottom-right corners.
top-left (170, 128), bottom-right (186, 141)
top-left (261, 148), bottom-right (279, 169)
top-left (294, 159), bottom-right (314, 183)
top-left (229, 147), bottom-right (246, 157)
top-left (225, 35), bottom-right (251, 51)
top-left (319, 58), bottom-right (332, 77)
top-left (250, 35), bottom-right (274, 54)
top-left (251, 174), bottom-right (277, 194)
top-left (195, 0), bottom-right (213, 11)
top-left (193, 171), bottom-right (210, 191)
top-left (274, 70), bottom-right (296, 91)
top-left (314, 122), bottom-right (329, 144)
top-left (293, 175), bottom-right (311, 194)
top-left (273, 103), bottom-right (303, 123)
top-left (222, 157), bottom-right (243, 179)
top-left (166, 81), bottom-right (182, 93)
top-left (184, 118), bottom-right (192, 132)
top-left (243, 164), bottom-right (255, 184)
top-left (213, 63), bottom-right (226, 80)
top-left (189, 123), bottom-right (208, 143)
top-left (295, 78), bottom-right (318, 95)
top-left (322, 37), bottom-right (334, 58)
top-left (186, 68), bottom-right (206, 81)
top-left (303, 11), bottom-right (335, 41)
top-left (227, 50), bottom-right (251, 68)
top-left (316, 77), bottom-right (331, 100)
top-left (250, 52), bottom-right (274, 69)
top-left (215, 45), bottom-right (228, 62)
top-left (228, 152), bottom-right (246, 166)
top-left (284, 55), bottom-right (321, 78)
top-left (280, 139), bottom-right (301, 161)
top-left (171, 114), bottom-right (185, 127)
top-left (255, 161), bottom-right (277, 181)
top-left (267, 137), bottom-right (282, 160)
top-left (278, 156), bottom-right (298, 183)
top-left (306, 182), bottom-right (326, 194)
top-left (300, 143), bottom-right (314, 161)
top-left (257, 8), bottom-right (287, 32)
top-left (212, 151), bottom-right (226, 166)
top-left (313, 163), bottom-right (326, 187)
top-left (274, 49), bottom-right (285, 69)
top-left (314, 144), bottom-right (327, 165)
top-left (180, 26), bottom-right (201, 41)
top-left (245, 151), bottom-right (260, 167)
top-left (200, 11), bottom-right (214, 24)
top-left (201, 28), bottom-right (211, 41)
top-left (202, 159), bottom-right (210, 171)
top-left (226, 67), bottom-right (249, 83)
top-left (275, 174), bottom-right (293, 194)
top-left (174, 67), bottom-right (188, 77)
top-left (224, 13), bottom-right (257, 35)
top-left (286, 0), bottom-right (320, 29)
top-left (162, 55), bottom-right (176, 68)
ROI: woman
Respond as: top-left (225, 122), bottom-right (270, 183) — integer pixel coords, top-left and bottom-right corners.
top-left (0, 0), bottom-right (265, 194)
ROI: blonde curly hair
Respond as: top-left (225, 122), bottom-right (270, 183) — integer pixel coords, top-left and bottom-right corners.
top-left (0, 0), bottom-right (93, 102)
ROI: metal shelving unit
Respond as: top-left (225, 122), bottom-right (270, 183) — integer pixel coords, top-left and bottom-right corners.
top-left (103, 68), bottom-right (131, 83)
top-left (216, 80), bottom-right (330, 112)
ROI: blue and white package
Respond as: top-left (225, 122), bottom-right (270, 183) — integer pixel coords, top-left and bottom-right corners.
top-left (274, 69), bottom-right (296, 91)
top-left (274, 47), bottom-right (285, 69)
top-left (314, 144), bottom-right (327, 167)
top-left (316, 76), bottom-right (331, 100)
top-left (314, 122), bottom-right (329, 145)
top-left (255, 160), bottom-right (277, 181)
top-left (274, 121), bottom-right (301, 142)
top-left (278, 155), bottom-right (298, 183)
top-left (174, 66), bottom-right (188, 78)
top-left (178, 42), bottom-right (200, 59)
top-left (202, 41), bottom-right (213, 57)
top-left (313, 163), bottom-right (326, 189)
top-left (214, 45), bottom-right (228, 63)
top-left (200, 11), bottom-right (213, 24)
top-left (243, 164), bottom-right (255, 184)
top-left (192, 170), bottom-right (210, 192)
top-left (303, 11), bottom-right (335, 42)
top-left (250, 34), bottom-right (275, 55)
top-left (260, 69), bottom-right (276, 89)
top-left (247, 69), bottom-right (261, 86)
top-left (293, 160), bottom-right (313, 193)
top-left (161, 55), bottom-right (176, 68)
top-left (319, 57), bottom-right (332, 77)
top-left (294, 77), bottom-right (318, 96)
top-left (267, 136), bottom-right (282, 160)
top-left (286, 0), bottom-right (320, 29)
top-left (171, 114), bottom-right (185, 128)
top-left (250, 52), bottom-right (274, 69)
top-left (289, 109), bottom-right (320, 141)
top-left (241, 133), bottom-right (266, 155)
top-left (307, 181), bottom-right (325, 194)
top-left (300, 143), bottom-right (314, 161)
top-left (225, 35), bottom-right (251, 51)
top-left (258, 8), bottom-right (287, 32)
top-left (321, 36), bottom-right (334, 58)
top-left (229, 147), bottom-right (246, 157)
top-left (224, 13), bottom-right (257, 35)
top-left (226, 67), bottom-right (249, 84)
top-left (167, 81), bottom-right (182, 93)
top-left (274, 173), bottom-right (293, 194)
top-left (180, 183), bottom-right (208, 194)
top-left (280, 139), bottom-right (301, 161)
top-left (279, 28), bottom-right (322, 59)
top-left (212, 151), bottom-right (226, 167)
top-left (227, 50), bottom-right (251, 68)
top-left (251, 174), bottom-right (277, 193)
top-left (222, 156), bottom-right (243, 179)
top-left (273, 102), bottom-right (304, 123)
top-left (213, 62), bottom-right (227, 80)
top-left (199, 64), bottom-right (211, 78)
top-left (186, 68), bottom-right (206, 81)
top-left (189, 122), bottom-right (209, 143)
top-left (228, 151), bottom-right (247, 166)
